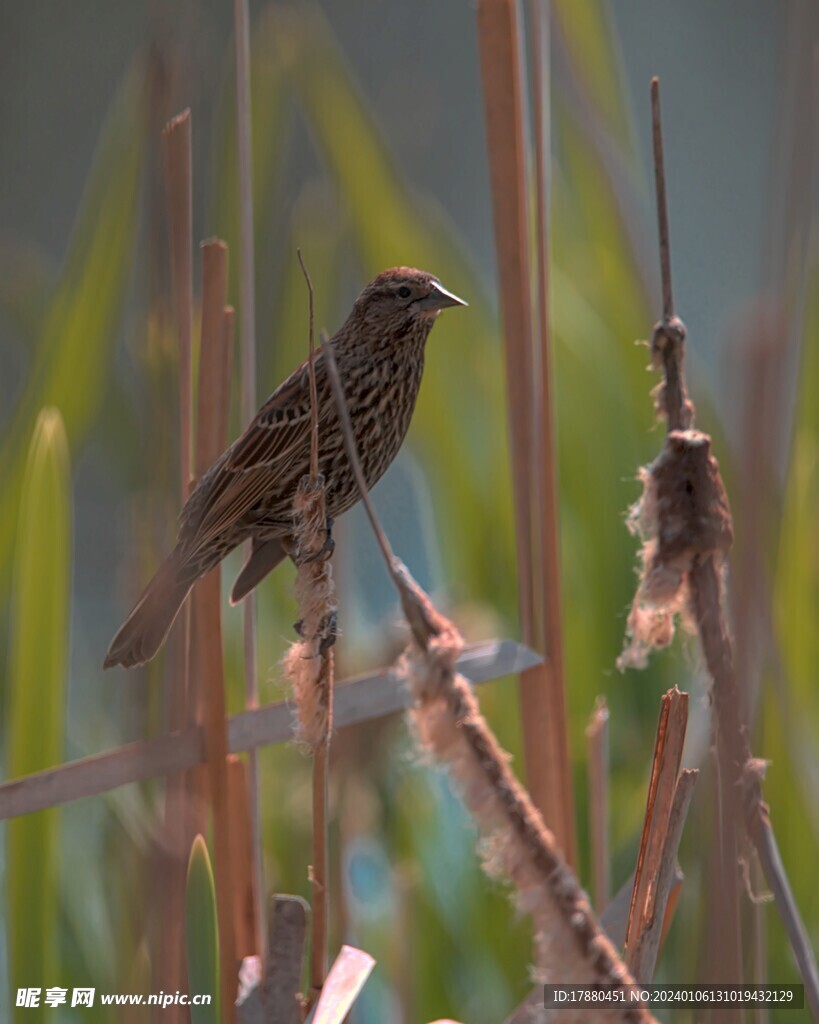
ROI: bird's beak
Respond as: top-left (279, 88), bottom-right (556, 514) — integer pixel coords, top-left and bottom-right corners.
top-left (418, 281), bottom-right (468, 313)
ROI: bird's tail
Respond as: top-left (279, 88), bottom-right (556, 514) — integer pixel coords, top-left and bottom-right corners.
top-left (104, 547), bottom-right (194, 670)
top-left (230, 537), bottom-right (287, 605)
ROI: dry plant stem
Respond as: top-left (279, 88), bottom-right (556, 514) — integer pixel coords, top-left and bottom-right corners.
top-left (311, 740), bottom-right (329, 996)
top-left (691, 556), bottom-right (819, 1019)
top-left (626, 687), bottom-right (689, 961)
top-left (223, 313), bottom-right (260, 962)
top-left (324, 337), bottom-right (654, 1024)
top-left (644, 81), bottom-right (738, 991)
top-left (476, 0), bottom-right (534, 636)
top-left (646, 78), bottom-right (819, 1018)
top-left (297, 250), bottom-right (320, 477)
top-left (194, 242), bottom-right (236, 1021)
top-left (477, 0), bottom-right (575, 858)
top-left (233, 0), bottom-right (257, 423)
top-left (233, 0), bottom-right (264, 959)
top-left (322, 336), bottom-right (396, 574)
top-left (629, 770), bottom-right (697, 984)
top-left (160, 109), bottom-right (194, 1013)
top-left (650, 79), bottom-right (673, 321)
top-left (265, 896), bottom-right (309, 1023)
top-left (288, 262), bottom-right (334, 1002)
top-left (162, 109), bottom-right (194, 498)
top-left (407, 624), bottom-right (653, 1022)
top-left (649, 80), bottom-right (692, 434)
top-left (527, 0), bottom-right (576, 869)
top-left (626, 686), bottom-right (694, 978)
top-left (227, 756), bottom-right (257, 959)
top-left (751, 853), bottom-right (769, 1024)
top-left (586, 697), bottom-right (610, 909)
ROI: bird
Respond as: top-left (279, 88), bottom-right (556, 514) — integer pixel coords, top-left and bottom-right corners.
top-left (104, 267), bottom-right (466, 669)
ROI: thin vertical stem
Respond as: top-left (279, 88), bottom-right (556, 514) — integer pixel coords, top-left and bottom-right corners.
top-left (528, 0), bottom-right (575, 866)
top-left (196, 242), bottom-right (236, 1021)
top-left (295, 260), bottom-right (332, 1003)
top-left (310, 742), bottom-right (330, 997)
top-left (586, 697), bottom-right (610, 908)
top-left (233, 0), bottom-right (264, 960)
top-left (160, 109), bottom-right (194, 1015)
top-left (297, 250), bottom-right (319, 478)
top-left (650, 78), bottom-right (674, 321)
top-left (162, 109), bottom-right (194, 498)
top-left (233, 0), bottom-right (257, 420)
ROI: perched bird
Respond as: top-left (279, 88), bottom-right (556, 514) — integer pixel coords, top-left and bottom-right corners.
top-left (104, 267), bottom-right (466, 669)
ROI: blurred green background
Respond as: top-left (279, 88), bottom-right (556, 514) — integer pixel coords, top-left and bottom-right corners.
top-left (1, 1), bottom-right (816, 1021)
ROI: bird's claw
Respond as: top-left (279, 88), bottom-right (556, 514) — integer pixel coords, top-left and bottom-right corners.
top-left (319, 609), bottom-right (338, 654)
top-left (293, 609), bottom-right (337, 654)
top-left (295, 517), bottom-right (335, 566)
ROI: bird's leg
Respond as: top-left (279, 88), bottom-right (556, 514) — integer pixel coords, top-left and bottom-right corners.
top-left (294, 516), bottom-right (335, 566)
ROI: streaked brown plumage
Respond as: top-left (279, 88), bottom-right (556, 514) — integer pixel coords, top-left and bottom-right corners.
top-left (104, 267), bottom-right (466, 669)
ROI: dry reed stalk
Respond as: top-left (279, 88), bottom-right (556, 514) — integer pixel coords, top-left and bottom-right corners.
top-left (232, 0), bottom-right (265, 959)
top-left (477, 0), bottom-right (575, 866)
top-left (159, 108), bottom-right (194, 1013)
top-left (322, 340), bottom-right (656, 1024)
top-left (162, 108), bottom-right (195, 498)
top-left (527, 0), bottom-right (576, 872)
top-left (264, 896), bottom-right (309, 1022)
top-left (586, 697), bottom-right (610, 910)
top-left (227, 755), bottom-right (258, 960)
top-left (631, 770), bottom-right (697, 985)
top-left (282, 258), bottom-right (336, 1001)
top-left (625, 688), bottom-right (688, 950)
top-left (193, 242), bottom-right (236, 1020)
top-left (621, 78), bottom-right (819, 1017)
top-left (625, 688), bottom-right (697, 982)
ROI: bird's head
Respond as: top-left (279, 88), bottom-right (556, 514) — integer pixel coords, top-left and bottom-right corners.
top-left (351, 268), bottom-right (467, 338)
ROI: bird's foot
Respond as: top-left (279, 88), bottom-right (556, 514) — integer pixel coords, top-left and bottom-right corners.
top-left (295, 517), bottom-right (335, 566)
top-left (292, 609), bottom-right (337, 654)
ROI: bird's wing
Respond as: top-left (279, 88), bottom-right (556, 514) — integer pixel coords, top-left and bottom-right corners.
top-left (183, 354), bottom-right (332, 555)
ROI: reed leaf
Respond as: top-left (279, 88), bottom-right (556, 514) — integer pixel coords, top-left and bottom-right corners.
top-left (6, 408), bottom-right (71, 1018)
top-left (185, 835), bottom-right (221, 1024)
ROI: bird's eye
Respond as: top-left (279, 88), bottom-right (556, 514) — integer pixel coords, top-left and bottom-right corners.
top-left (397, 286), bottom-right (412, 299)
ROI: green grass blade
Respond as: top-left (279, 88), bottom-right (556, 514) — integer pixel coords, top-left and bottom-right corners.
top-left (6, 408), bottom-right (71, 1019)
top-left (185, 835), bottom-right (221, 1024)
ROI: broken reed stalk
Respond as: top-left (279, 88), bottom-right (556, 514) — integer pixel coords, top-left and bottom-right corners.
top-left (477, 0), bottom-right (575, 864)
top-left (322, 341), bottom-right (656, 1024)
top-left (622, 78), bottom-right (819, 1016)
top-left (284, 259), bottom-right (335, 1001)
top-left (586, 697), bottom-right (610, 909)
top-left (626, 688), bottom-right (688, 953)
top-left (630, 770), bottom-right (697, 984)
top-left (232, 0), bottom-right (265, 960)
top-left (625, 688), bottom-right (697, 982)
top-left (193, 242), bottom-right (236, 1022)
top-left (159, 108), bottom-right (195, 1010)
top-left (263, 896), bottom-right (309, 1020)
